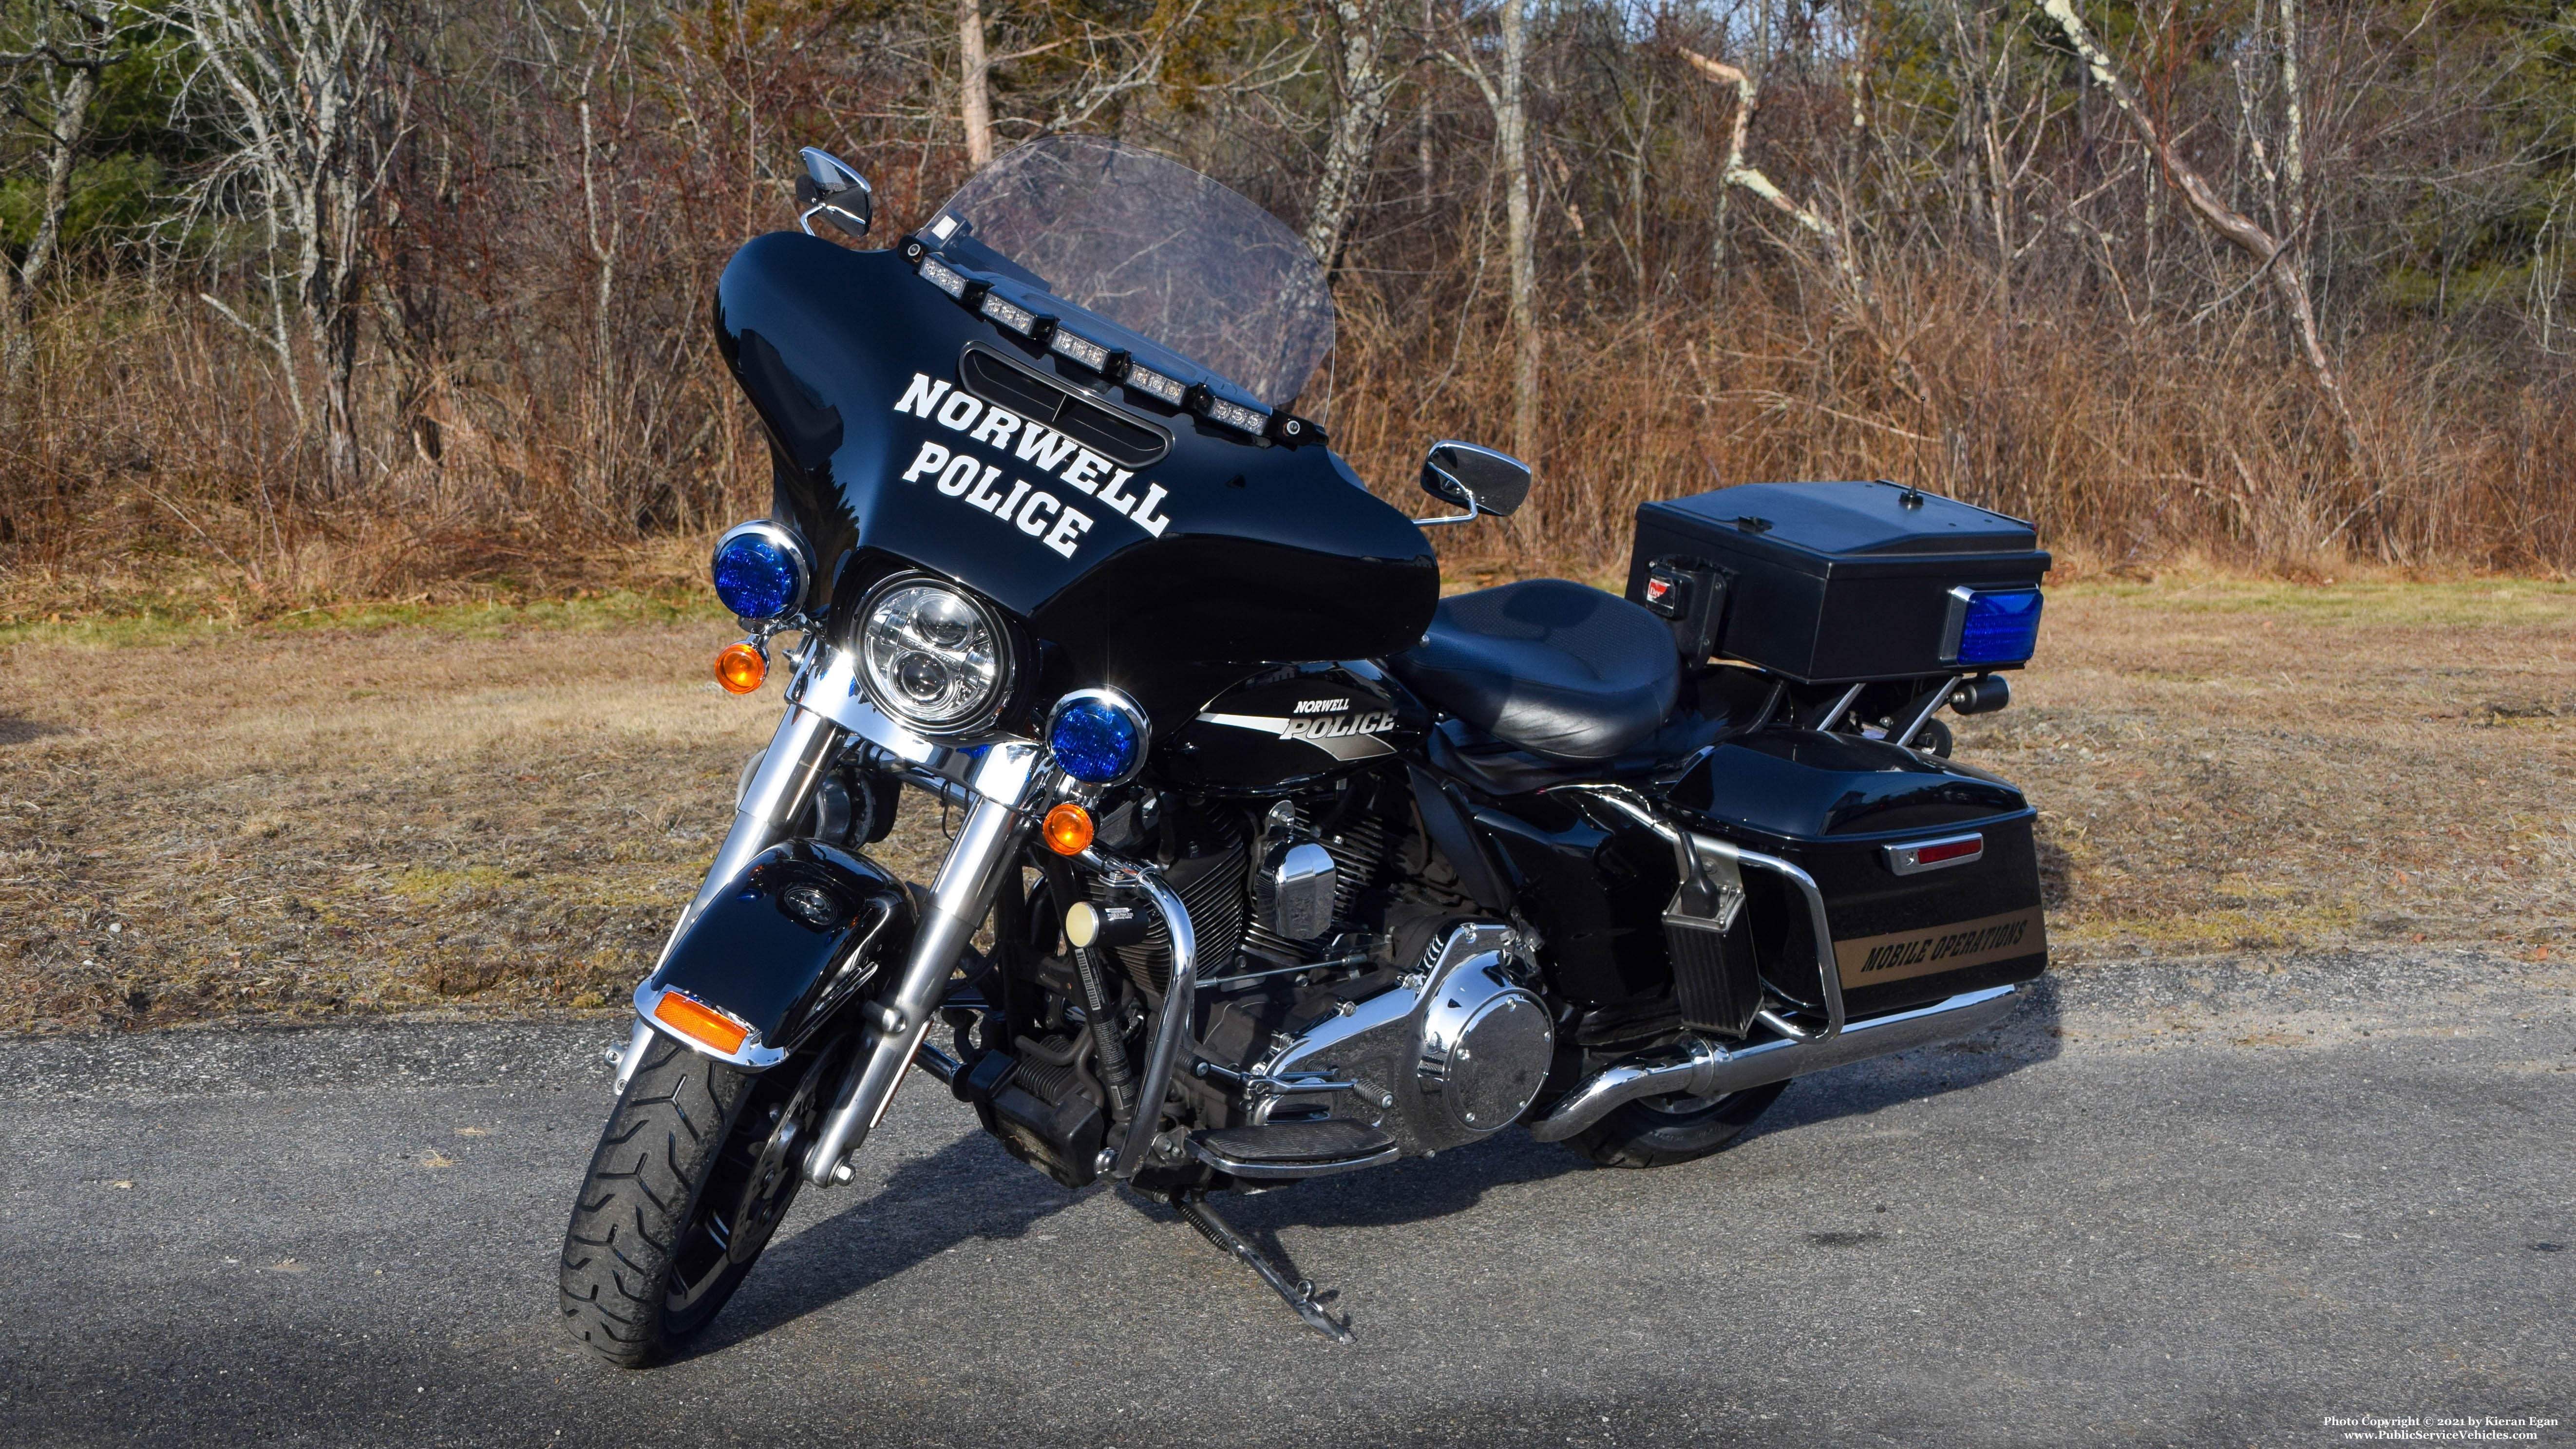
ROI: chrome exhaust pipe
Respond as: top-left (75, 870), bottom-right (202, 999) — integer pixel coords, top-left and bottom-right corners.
top-left (1523, 984), bottom-right (2026, 1143)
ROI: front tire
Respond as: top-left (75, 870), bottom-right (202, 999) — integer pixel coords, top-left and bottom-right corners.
top-left (1563, 1079), bottom-right (1787, 1169)
top-left (559, 1030), bottom-right (843, 1365)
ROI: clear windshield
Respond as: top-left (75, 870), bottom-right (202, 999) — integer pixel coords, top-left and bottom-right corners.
top-left (929, 136), bottom-right (1333, 407)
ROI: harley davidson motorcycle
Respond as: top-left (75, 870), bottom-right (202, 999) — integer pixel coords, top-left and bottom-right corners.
top-left (559, 136), bottom-right (2053, 1362)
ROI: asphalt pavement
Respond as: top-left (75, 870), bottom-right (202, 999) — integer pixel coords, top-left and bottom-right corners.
top-left (2, 950), bottom-right (2569, 1448)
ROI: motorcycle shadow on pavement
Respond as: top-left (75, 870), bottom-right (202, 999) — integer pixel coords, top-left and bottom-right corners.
top-left (680, 1128), bottom-right (1099, 1357)
top-left (1138, 978), bottom-right (2067, 1286)
top-left (682, 981), bottom-right (2061, 1354)
top-left (1755, 973), bottom-right (2065, 1136)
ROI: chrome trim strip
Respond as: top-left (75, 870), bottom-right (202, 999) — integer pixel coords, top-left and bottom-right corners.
top-left (1525, 984), bottom-right (2025, 1143)
top-left (1884, 832), bottom-right (1986, 876)
top-left (1183, 1135), bottom-right (1402, 1182)
top-left (630, 984), bottom-right (791, 1071)
top-left (1938, 584), bottom-right (1976, 665)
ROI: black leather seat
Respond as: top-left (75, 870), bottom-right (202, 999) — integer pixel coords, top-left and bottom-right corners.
top-left (1386, 579), bottom-right (1680, 762)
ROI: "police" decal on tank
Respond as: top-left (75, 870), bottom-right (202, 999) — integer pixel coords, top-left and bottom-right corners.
top-left (887, 372), bottom-right (1173, 559)
top-left (1194, 709), bottom-right (1399, 761)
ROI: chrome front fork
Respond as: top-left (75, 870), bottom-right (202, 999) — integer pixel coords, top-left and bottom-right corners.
top-left (618, 703), bottom-right (848, 1095)
top-left (658, 703), bottom-right (849, 968)
top-left (624, 645), bottom-right (1194, 1187)
top-left (799, 740), bottom-right (1050, 1186)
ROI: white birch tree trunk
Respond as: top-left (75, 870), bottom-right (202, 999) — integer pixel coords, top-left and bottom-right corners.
top-left (1500, 0), bottom-right (1536, 464)
top-left (959, 0), bottom-right (992, 168)
top-left (1301, 0), bottom-right (1400, 277)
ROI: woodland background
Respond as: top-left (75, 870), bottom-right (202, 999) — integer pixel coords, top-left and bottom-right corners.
top-left (1, 0), bottom-right (2572, 617)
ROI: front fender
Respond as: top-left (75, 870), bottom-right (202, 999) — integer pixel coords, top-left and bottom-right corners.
top-left (635, 841), bottom-right (916, 1069)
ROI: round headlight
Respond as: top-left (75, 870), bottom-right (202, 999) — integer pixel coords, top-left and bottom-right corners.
top-left (855, 576), bottom-right (1016, 735)
top-left (710, 521), bottom-right (812, 621)
top-left (1047, 688), bottom-right (1148, 784)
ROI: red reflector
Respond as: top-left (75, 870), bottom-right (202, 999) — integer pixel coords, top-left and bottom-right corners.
top-left (1916, 838), bottom-right (1982, 865)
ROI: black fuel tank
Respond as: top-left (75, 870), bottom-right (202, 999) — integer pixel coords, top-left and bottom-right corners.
top-left (1162, 662), bottom-right (1428, 792)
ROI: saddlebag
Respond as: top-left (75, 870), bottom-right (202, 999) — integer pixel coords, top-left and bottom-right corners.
top-left (1625, 480), bottom-right (2049, 680)
top-left (1662, 730), bottom-right (2047, 1020)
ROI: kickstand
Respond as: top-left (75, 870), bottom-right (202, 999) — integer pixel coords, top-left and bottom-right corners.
top-left (1167, 1190), bottom-right (1353, 1344)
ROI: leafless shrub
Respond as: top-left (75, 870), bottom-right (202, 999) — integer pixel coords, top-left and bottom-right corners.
top-left (2, 0), bottom-right (2573, 617)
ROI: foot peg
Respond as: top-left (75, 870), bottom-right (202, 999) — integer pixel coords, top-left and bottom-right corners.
top-left (1184, 1119), bottom-right (1399, 1181)
top-left (1168, 1190), bottom-right (1353, 1344)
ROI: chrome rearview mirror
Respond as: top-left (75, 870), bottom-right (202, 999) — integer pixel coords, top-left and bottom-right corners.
top-left (796, 148), bottom-right (873, 239)
top-left (1415, 440), bottom-right (1531, 526)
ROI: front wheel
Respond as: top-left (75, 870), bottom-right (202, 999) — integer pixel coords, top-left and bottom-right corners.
top-left (1562, 1079), bottom-right (1787, 1169)
top-left (559, 1030), bottom-right (846, 1365)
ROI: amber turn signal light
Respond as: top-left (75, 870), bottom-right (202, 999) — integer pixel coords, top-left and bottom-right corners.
top-left (1042, 802), bottom-right (1095, 856)
top-left (715, 641), bottom-right (767, 695)
top-left (652, 990), bottom-right (750, 1056)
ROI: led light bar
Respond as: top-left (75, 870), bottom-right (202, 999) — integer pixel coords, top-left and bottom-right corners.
top-left (1200, 395), bottom-right (1268, 435)
top-left (978, 292), bottom-right (1051, 339)
top-left (1125, 365), bottom-right (1187, 406)
top-left (1049, 329), bottom-right (1112, 371)
top-left (911, 250), bottom-right (1286, 433)
top-left (918, 255), bottom-right (970, 299)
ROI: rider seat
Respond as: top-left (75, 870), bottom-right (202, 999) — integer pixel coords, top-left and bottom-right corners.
top-left (1387, 579), bottom-right (1680, 763)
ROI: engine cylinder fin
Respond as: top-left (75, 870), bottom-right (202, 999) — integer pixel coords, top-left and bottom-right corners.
top-left (1231, 800), bottom-right (1399, 976)
top-left (1094, 807), bottom-right (1246, 997)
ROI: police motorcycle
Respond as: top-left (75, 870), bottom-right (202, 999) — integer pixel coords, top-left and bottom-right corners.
top-left (559, 136), bottom-right (2054, 1361)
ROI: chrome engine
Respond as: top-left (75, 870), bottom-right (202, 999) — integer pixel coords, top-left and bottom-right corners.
top-left (1249, 922), bottom-right (1555, 1154)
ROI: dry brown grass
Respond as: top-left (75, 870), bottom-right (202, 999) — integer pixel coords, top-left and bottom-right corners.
top-left (0, 606), bottom-right (948, 1033)
top-left (0, 576), bottom-right (2567, 1035)
top-left (1985, 578), bottom-right (2576, 960)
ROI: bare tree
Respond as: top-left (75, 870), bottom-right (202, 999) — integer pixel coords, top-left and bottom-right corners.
top-left (1499, 0), bottom-right (1534, 463)
top-left (1682, 45), bottom-right (1933, 414)
top-left (2036, 0), bottom-right (2367, 483)
top-left (1041, 1), bottom-right (1215, 136)
top-left (164, 0), bottom-right (402, 495)
top-left (1444, 0), bottom-right (1538, 460)
top-left (0, 0), bottom-right (130, 392)
top-left (959, 0), bottom-right (992, 166)
top-left (1302, 0), bottom-right (1401, 276)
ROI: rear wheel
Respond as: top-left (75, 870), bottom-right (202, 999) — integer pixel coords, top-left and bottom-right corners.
top-left (1563, 1079), bottom-right (1787, 1169)
top-left (559, 1030), bottom-right (846, 1365)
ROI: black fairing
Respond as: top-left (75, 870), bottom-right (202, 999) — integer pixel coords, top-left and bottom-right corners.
top-left (645, 840), bottom-right (915, 1057)
top-left (712, 234), bottom-right (1440, 708)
